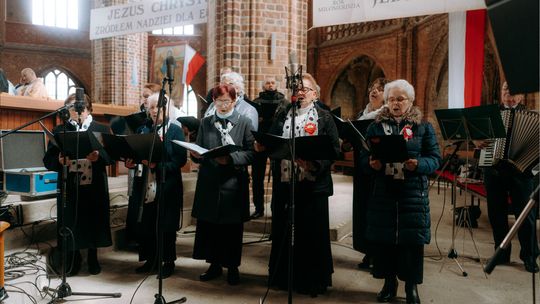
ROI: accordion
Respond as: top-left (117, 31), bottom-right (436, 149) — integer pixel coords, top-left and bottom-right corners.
top-left (478, 109), bottom-right (539, 173)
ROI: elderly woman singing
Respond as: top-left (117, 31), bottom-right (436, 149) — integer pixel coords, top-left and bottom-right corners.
top-left (360, 79), bottom-right (441, 304)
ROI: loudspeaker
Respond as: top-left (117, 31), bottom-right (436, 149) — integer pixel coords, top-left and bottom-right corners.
top-left (487, 0), bottom-right (539, 94)
top-left (0, 130), bottom-right (47, 170)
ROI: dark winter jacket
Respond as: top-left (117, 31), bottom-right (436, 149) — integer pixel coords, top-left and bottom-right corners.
top-left (191, 111), bottom-right (255, 224)
top-left (253, 90), bottom-right (288, 133)
top-left (360, 106), bottom-right (441, 245)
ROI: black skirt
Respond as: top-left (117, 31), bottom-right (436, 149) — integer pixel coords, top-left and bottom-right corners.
top-left (192, 220), bottom-right (244, 268)
top-left (371, 243), bottom-right (424, 284)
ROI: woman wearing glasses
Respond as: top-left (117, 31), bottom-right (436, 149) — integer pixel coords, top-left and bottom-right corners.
top-left (360, 79), bottom-right (440, 304)
top-left (191, 84), bottom-right (255, 285)
top-left (260, 73), bottom-right (340, 297)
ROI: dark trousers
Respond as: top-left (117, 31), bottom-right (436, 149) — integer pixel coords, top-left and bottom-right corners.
top-left (138, 202), bottom-right (177, 263)
top-left (484, 168), bottom-right (539, 260)
top-left (193, 220), bottom-right (244, 268)
top-left (251, 151), bottom-right (268, 212)
top-left (371, 243), bottom-right (424, 284)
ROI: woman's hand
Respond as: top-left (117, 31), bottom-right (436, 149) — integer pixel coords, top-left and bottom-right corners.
top-left (86, 150), bottom-right (99, 162)
top-left (190, 151), bottom-right (202, 159)
top-left (214, 155), bottom-right (231, 165)
top-left (254, 141), bottom-right (266, 152)
top-left (296, 159), bottom-right (314, 171)
top-left (58, 154), bottom-right (69, 165)
top-left (125, 158), bottom-right (136, 169)
top-left (141, 160), bottom-right (156, 169)
top-left (404, 158), bottom-right (418, 171)
top-left (369, 156), bottom-right (382, 171)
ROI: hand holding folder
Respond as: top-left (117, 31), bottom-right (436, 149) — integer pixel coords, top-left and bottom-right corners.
top-left (100, 133), bottom-right (162, 162)
top-left (52, 131), bottom-right (103, 160)
top-left (252, 131), bottom-right (337, 160)
top-left (172, 140), bottom-right (241, 159)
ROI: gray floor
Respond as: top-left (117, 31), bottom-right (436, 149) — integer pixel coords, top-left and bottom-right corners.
top-left (3, 177), bottom-right (539, 304)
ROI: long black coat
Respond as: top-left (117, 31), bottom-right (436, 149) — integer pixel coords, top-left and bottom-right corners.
top-left (191, 111), bottom-right (255, 224)
top-left (43, 121), bottom-right (113, 250)
top-left (360, 107), bottom-right (441, 245)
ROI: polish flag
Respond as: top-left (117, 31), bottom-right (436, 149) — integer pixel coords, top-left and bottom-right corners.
top-left (182, 45), bottom-right (205, 86)
top-left (448, 9), bottom-right (487, 109)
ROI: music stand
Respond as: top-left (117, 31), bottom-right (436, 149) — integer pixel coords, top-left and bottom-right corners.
top-left (434, 105), bottom-right (506, 277)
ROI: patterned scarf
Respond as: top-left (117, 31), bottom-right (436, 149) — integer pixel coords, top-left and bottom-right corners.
top-left (214, 118), bottom-right (236, 145)
top-left (67, 114), bottom-right (94, 185)
top-left (280, 103), bottom-right (319, 182)
top-left (382, 121), bottom-right (405, 180)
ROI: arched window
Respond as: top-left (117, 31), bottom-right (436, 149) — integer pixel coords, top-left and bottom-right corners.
top-left (43, 69), bottom-right (78, 101)
top-left (152, 25), bottom-right (195, 36)
top-left (32, 0), bottom-right (79, 29)
top-left (181, 85), bottom-right (198, 117)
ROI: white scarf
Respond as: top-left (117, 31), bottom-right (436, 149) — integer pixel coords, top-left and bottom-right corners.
top-left (280, 103), bottom-right (319, 182)
top-left (214, 118), bottom-right (236, 146)
top-left (382, 121), bottom-right (405, 180)
top-left (67, 114), bottom-right (94, 186)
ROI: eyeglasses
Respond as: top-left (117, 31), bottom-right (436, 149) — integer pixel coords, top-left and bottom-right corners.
top-left (387, 96), bottom-right (409, 103)
top-left (214, 99), bottom-right (233, 106)
top-left (301, 87), bottom-right (315, 93)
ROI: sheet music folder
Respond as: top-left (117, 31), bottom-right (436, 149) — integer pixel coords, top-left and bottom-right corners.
top-left (172, 140), bottom-right (241, 158)
top-left (368, 135), bottom-right (409, 163)
top-left (106, 111), bottom-right (148, 135)
top-left (101, 133), bottom-right (162, 162)
top-left (332, 115), bottom-right (372, 151)
top-left (434, 104), bottom-right (506, 140)
top-left (53, 131), bottom-right (103, 159)
top-left (252, 131), bottom-right (337, 160)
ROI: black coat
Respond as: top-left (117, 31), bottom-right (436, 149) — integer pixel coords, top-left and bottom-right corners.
top-left (43, 121), bottom-right (113, 250)
top-left (191, 111), bottom-right (255, 224)
top-left (131, 123), bottom-right (187, 232)
top-left (253, 90), bottom-right (288, 133)
top-left (360, 107), bottom-right (441, 245)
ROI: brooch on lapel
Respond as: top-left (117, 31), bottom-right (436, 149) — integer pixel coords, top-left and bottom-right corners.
top-left (401, 125), bottom-right (413, 141)
top-left (304, 122), bottom-right (317, 135)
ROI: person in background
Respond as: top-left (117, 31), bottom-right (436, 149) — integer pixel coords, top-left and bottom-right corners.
top-left (43, 93), bottom-right (113, 276)
top-left (263, 73), bottom-right (339, 297)
top-left (125, 93), bottom-right (187, 279)
top-left (0, 69), bottom-right (13, 95)
top-left (475, 81), bottom-right (539, 273)
top-left (205, 66), bottom-right (233, 105)
top-left (250, 76), bottom-right (288, 219)
top-left (18, 68), bottom-right (48, 98)
top-left (360, 79), bottom-right (440, 304)
top-left (191, 84), bottom-right (255, 285)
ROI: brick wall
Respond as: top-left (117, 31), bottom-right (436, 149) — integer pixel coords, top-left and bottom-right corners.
top-left (207, 0), bottom-right (308, 100)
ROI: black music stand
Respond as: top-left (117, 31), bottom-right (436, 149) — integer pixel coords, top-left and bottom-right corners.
top-left (434, 105), bottom-right (505, 277)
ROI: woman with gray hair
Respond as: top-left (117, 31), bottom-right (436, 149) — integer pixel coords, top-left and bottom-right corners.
top-left (360, 79), bottom-right (441, 304)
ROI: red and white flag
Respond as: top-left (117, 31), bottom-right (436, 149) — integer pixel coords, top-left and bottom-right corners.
top-left (448, 9), bottom-right (486, 109)
top-left (182, 45), bottom-right (205, 86)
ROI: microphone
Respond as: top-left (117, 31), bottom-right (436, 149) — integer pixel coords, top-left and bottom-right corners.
top-left (74, 87), bottom-right (85, 115)
top-left (166, 56), bottom-right (175, 82)
top-left (285, 51), bottom-right (303, 104)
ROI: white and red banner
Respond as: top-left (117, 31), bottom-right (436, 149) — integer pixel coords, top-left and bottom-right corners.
top-left (448, 10), bottom-right (486, 108)
top-left (90, 0), bottom-right (208, 40)
top-left (312, 0), bottom-right (486, 28)
top-left (183, 45), bottom-right (205, 85)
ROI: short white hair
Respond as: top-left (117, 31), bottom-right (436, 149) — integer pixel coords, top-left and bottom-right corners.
top-left (221, 72), bottom-right (245, 95)
top-left (383, 79), bottom-right (415, 104)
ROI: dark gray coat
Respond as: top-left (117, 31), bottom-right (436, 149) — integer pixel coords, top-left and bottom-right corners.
top-left (360, 107), bottom-right (441, 245)
top-left (191, 111), bottom-right (255, 224)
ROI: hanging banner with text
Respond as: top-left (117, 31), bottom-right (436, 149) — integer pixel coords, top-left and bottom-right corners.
top-left (90, 0), bottom-right (208, 40)
top-left (312, 0), bottom-right (486, 28)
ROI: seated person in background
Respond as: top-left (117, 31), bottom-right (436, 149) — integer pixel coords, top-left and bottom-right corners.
top-left (18, 68), bottom-right (48, 98)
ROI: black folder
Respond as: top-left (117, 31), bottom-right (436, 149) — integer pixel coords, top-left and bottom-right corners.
top-left (330, 107), bottom-right (342, 118)
top-left (53, 131), bottom-right (103, 159)
top-left (332, 115), bottom-right (372, 151)
top-left (106, 111), bottom-right (148, 135)
top-left (172, 140), bottom-right (241, 158)
top-left (101, 133), bottom-right (162, 162)
top-left (176, 116), bottom-right (200, 132)
top-left (252, 131), bottom-right (337, 160)
top-left (434, 104), bottom-right (506, 140)
top-left (368, 135), bottom-right (409, 163)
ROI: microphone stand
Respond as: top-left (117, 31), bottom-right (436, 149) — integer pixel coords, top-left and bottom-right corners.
top-left (284, 65), bottom-right (302, 304)
top-left (145, 76), bottom-right (186, 304)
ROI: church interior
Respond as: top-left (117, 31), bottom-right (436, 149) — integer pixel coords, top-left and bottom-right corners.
top-left (0, 0), bottom-right (539, 303)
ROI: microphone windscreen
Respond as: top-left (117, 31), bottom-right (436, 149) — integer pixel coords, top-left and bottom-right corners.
top-left (166, 56), bottom-right (176, 81)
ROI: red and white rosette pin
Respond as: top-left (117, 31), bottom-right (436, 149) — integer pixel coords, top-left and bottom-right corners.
top-left (304, 122), bottom-right (317, 135)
